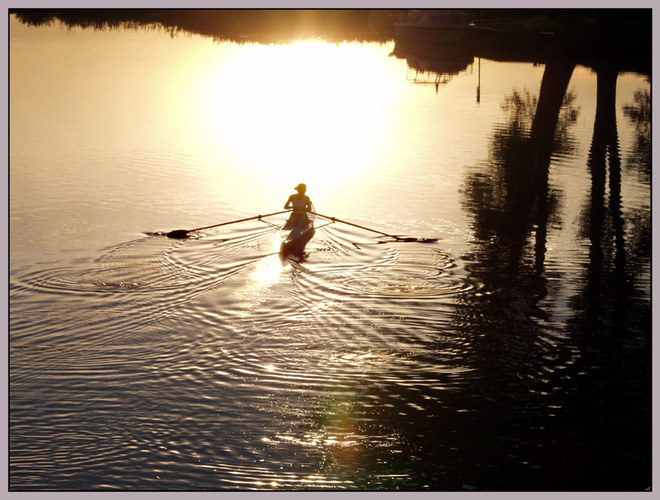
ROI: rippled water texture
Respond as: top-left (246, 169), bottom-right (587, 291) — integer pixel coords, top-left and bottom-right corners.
top-left (10, 222), bottom-right (477, 490)
top-left (9, 14), bottom-right (651, 491)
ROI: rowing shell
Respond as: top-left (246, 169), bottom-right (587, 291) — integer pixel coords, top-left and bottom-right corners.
top-left (280, 220), bottom-right (315, 258)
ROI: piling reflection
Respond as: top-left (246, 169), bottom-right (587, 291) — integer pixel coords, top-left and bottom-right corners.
top-left (559, 69), bottom-right (652, 489)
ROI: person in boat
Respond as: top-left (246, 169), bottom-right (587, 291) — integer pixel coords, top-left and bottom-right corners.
top-left (284, 183), bottom-right (312, 229)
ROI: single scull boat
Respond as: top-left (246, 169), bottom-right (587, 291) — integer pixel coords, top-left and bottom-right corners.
top-left (279, 213), bottom-right (315, 258)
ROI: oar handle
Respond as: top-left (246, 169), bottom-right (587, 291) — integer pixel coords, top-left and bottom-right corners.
top-left (309, 211), bottom-right (399, 239)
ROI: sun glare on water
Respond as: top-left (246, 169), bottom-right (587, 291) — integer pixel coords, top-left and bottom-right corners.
top-left (188, 40), bottom-right (401, 194)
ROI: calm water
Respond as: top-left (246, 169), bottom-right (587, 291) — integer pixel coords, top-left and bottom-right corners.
top-left (9, 15), bottom-right (652, 491)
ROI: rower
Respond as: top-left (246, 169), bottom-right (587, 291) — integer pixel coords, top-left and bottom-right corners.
top-left (284, 183), bottom-right (312, 229)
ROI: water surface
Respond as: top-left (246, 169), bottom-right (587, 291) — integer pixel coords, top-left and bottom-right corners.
top-left (9, 15), bottom-right (651, 491)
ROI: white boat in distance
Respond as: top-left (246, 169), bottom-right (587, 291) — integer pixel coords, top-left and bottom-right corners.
top-left (394, 10), bottom-right (474, 44)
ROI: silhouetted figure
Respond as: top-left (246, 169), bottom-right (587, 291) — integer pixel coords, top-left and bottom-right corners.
top-left (283, 183), bottom-right (312, 229)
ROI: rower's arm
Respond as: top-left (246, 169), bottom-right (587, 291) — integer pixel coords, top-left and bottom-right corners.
top-left (284, 195), bottom-right (293, 209)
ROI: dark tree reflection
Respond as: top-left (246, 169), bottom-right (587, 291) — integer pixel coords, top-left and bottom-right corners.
top-left (620, 87), bottom-right (652, 275)
top-left (11, 9), bottom-right (400, 44)
top-left (454, 62), bottom-right (651, 489)
top-left (461, 70), bottom-right (577, 293)
top-left (622, 88), bottom-right (651, 184)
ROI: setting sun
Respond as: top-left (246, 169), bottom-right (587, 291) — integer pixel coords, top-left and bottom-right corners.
top-left (188, 40), bottom-right (402, 191)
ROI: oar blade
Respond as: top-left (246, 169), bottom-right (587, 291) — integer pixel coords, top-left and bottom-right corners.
top-left (161, 209), bottom-right (293, 240)
top-left (166, 229), bottom-right (191, 239)
top-left (377, 236), bottom-right (439, 244)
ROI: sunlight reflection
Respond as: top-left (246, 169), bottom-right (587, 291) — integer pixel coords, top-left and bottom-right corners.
top-left (257, 349), bottom-right (410, 486)
top-left (267, 432), bottom-right (362, 449)
top-left (230, 232), bottom-right (285, 310)
top-left (328, 351), bottom-right (379, 365)
top-left (245, 234), bottom-right (283, 286)
top-left (190, 41), bottom-right (401, 195)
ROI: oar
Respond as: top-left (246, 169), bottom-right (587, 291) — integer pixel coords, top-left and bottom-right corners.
top-left (166, 210), bottom-right (292, 239)
top-left (310, 211), bottom-right (437, 243)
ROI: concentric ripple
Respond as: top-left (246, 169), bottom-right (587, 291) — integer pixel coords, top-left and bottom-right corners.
top-left (9, 220), bottom-right (553, 491)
